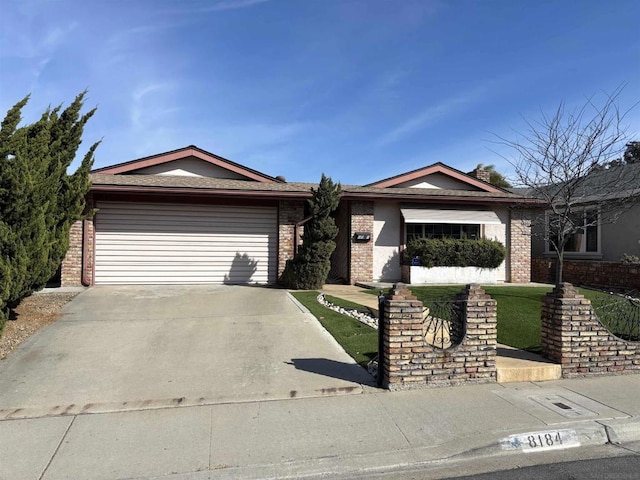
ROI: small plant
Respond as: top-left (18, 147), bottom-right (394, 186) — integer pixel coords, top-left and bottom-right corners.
top-left (403, 238), bottom-right (506, 269)
top-left (621, 253), bottom-right (640, 264)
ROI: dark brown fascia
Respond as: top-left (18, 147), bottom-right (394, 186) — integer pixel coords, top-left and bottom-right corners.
top-left (90, 145), bottom-right (282, 184)
top-left (89, 184), bottom-right (313, 200)
top-left (340, 190), bottom-right (543, 205)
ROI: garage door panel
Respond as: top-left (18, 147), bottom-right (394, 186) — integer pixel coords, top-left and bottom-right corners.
top-left (95, 202), bottom-right (277, 284)
top-left (96, 239), bottom-right (276, 249)
top-left (98, 220), bottom-right (275, 234)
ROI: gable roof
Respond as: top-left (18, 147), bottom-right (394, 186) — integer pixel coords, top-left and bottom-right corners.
top-left (90, 173), bottom-right (541, 205)
top-left (511, 162), bottom-right (640, 204)
top-left (365, 162), bottom-right (508, 193)
top-left (91, 145), bottom-right (282, 183)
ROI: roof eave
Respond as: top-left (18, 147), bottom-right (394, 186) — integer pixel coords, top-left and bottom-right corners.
top-left (90, 184), bottom-right (312, 199)
top-left (341, 191), bottom-right (543, 205)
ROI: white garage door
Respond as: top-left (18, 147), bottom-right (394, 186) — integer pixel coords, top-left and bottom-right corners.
top-left (95, 201), bottom-right (277, 284)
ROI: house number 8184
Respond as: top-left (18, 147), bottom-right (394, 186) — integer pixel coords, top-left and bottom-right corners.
top-left (527, 432), bottom-right (562, 449)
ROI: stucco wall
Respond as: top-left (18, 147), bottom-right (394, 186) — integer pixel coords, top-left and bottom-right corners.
top-left (393, 173), bottom-right (477, 190)
top-left (601, 203), bottom-right (640, 261)
top-left (482, 206), bottom-right (508, 282)
top-left (133, 157), bottom-right (249, 179)
top-left (372, 203), bottom-right (510, 283)
top-left (373, 201), bottom-right (401, 282)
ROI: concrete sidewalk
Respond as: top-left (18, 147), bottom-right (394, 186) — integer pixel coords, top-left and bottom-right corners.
top-left (2, 369), bottom-right (640, 479)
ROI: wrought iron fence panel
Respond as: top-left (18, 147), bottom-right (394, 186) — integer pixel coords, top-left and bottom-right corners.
top-left (422, 298), bottom-right (466, 350)
top-left (591, 293), bottom-right (640, 342)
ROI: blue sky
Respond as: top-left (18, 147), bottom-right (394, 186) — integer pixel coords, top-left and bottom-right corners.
top-left (1, 0), bottom-right (639, 185)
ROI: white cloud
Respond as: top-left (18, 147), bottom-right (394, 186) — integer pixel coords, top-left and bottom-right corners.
top-left (376, 84), bottom-right (494, 147)
top-left (160, 0), bottom-right (270, 14)
top-left (130, 82), bottom-right (178, 129)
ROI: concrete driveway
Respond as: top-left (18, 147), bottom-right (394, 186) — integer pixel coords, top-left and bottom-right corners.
top-left (0, 285), bottom-right (373, 419)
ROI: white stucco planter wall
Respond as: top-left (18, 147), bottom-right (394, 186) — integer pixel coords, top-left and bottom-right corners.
top-left (405, 265), bottom-right (500, 284)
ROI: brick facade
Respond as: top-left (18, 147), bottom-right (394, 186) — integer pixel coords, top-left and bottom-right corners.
top-left (533, 258), bottom-right (640, 290)
top-left (381, 283), bottom-right (497, 390)
top-left (541, 283), bottom-right (640, 377)
top-left (349, 201), bottom-right (374, 284)
top-left (61, 217), bottom-right (95, 287)
top-left (509, 213), bottom-right (531, 283)
top-left (277, 200), bottom-right (305, 278)
top-left (61, 221), bottom-right (84, 287)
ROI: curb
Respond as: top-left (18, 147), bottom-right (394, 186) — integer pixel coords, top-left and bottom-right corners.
top-left (598, 418), bottom-right (640, 444)
top-left (131, 418), bottom-right (640, 480)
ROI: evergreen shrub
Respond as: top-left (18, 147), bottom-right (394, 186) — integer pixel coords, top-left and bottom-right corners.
top-left (403, 238), bottom-right (506, 269)
top-left (280, 174), bottom-right (341, 289)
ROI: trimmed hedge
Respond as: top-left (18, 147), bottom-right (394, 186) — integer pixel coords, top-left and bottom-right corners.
top-left (403, 238), bottom-right (506, 269)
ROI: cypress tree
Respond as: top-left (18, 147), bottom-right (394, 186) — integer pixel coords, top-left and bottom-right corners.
top-left (0, 92), bottom-right (98, 333)
top-left (281, 174), bottom-right (341, 289)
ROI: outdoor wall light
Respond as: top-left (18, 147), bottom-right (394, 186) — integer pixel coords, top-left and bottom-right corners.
top-left (353, 232), bottom-right (371, 242)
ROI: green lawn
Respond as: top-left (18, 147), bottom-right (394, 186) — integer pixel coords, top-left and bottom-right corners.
top-left (291, 291), bottom-right (378, 367)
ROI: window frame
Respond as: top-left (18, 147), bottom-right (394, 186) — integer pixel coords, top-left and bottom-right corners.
top-left (405, 223), bottom-right (481, 243)
top-left (544, 207), bottom-right (602, 257)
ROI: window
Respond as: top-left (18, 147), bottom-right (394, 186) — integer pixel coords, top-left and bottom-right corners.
top-left (546, 209), bottom-right (599, 254)
top-left (406, 223), bottom-right (480, 243)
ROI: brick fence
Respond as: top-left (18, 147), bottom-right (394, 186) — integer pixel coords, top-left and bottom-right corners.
top-left (380, 283), bottom-right (497, 389)
top-left (541, 283), bottom-right (640, 377)
top-left (532, 257), bottom-right (640, 290)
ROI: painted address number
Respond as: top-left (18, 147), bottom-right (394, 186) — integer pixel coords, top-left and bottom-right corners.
top-left (502, 429), bottom-right (580, 452)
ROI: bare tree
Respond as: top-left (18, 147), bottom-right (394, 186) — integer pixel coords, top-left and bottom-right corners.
top-left (497, 87), bottom-right (639, 284)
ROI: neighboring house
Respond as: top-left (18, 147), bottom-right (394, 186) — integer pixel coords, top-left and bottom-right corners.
top-left (61, 145), bottom-right (536, 286)
top-left (529, 162), bottom-right (640, 287)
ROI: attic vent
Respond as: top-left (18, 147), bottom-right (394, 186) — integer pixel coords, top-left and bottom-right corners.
top-left (275, 175), bottom-right (287, 182)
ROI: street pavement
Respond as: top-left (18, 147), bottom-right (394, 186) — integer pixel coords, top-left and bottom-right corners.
top-left (1, 286), bottom-right (640, 480)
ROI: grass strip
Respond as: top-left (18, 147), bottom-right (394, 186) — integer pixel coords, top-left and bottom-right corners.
top-left (291, 291), bottom-right (378, 368)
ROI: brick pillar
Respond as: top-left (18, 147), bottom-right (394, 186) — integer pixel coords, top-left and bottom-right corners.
top-left (381, 283), bottom-right (423, 390)
top-left (541, 283), bottom-right (640, 377)
top-left (278, 200), bottom-right (305, 278)
top-left (61, 217), bottom-right (95, 287)
top-left (381, 283), bottom-right (497, 390)
top-left (509, 212), bottom-right (531, 283)
top-left (61, 221), bottom-right (84, 286)
top-left (349, 201), bottom-right (374, 284)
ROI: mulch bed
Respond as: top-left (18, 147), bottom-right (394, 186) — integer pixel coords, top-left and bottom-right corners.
top-left (0, 292), bottom-right (78, 360)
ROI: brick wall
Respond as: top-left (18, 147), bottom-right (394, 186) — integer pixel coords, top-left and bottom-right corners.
top-left (349, 201), bottom-right (374, 284)
top-left (541, 283), bottom-right (640, 377)
top-left (61, 221), bottom-right (84, 286)
top-left (381, 283), bottom-right (497, 390)
top-left (278, 200), bottom-right (305, 278)
top-left (509, 214), bottom-right (531, 283)
top-left (61, 216), bottom-right (95, 287)
top-left (533, 258), bottom-right (640, 290)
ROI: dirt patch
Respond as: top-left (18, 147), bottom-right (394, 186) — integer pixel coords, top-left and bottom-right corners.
top-left (1, 292), bottom-right (78, 360)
